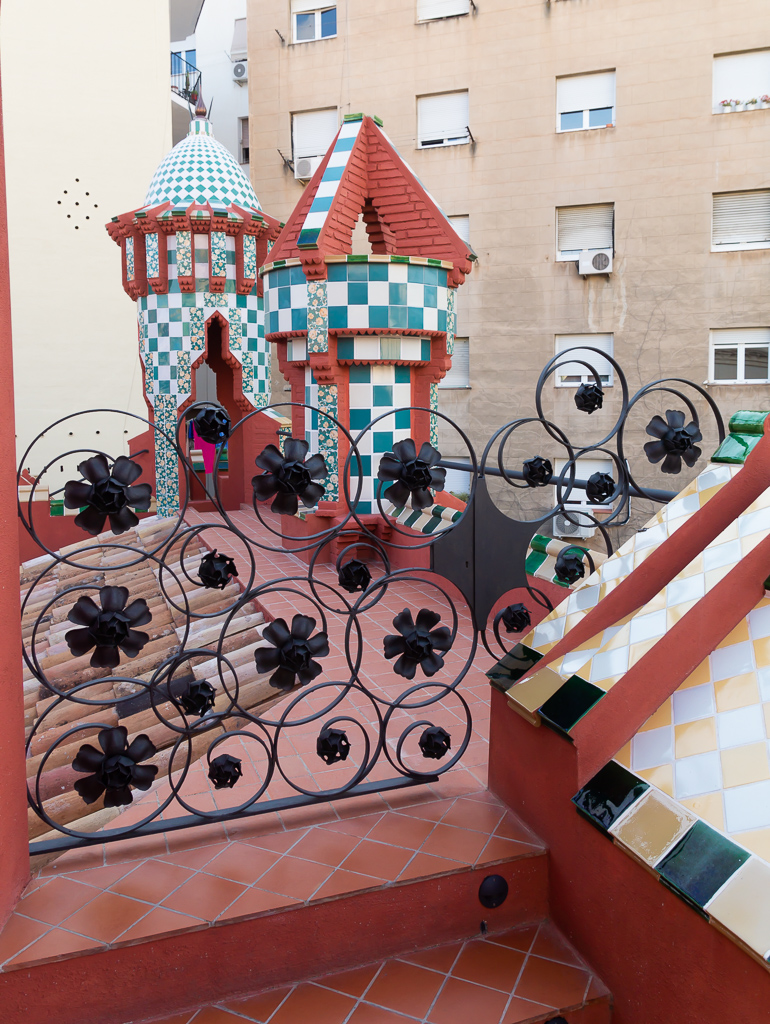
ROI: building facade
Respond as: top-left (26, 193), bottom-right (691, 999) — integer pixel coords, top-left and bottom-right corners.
top-left (246, 0), bottom-right (770, 537)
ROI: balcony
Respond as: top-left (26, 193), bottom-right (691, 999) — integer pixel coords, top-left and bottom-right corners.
top-left (170, 52), bottom-right (201, 107)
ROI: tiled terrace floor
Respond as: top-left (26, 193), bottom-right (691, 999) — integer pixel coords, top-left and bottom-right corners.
top-left (130, 920), bottom-right (610, 1024)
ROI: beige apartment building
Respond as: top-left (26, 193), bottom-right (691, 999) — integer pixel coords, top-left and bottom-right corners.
top-left (247, 0), bottom-right (770, 536)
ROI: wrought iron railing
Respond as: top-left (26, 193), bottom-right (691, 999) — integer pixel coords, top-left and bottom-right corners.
top-left (171, 53), bottom-right (201, 106)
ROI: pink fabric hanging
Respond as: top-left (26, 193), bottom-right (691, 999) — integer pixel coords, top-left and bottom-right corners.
top-left (192, 424), bottom-right (217, 474)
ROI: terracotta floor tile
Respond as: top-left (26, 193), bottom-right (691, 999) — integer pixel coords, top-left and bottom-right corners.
top-left (420, 824), bottom-right (490, 864)
top-left (320, 962), bottom-right (381, 997)
top-left (310, 868), bottom-right (385, 901)
top-left (40, 846), bottom-right (105, 874)
top-left (451, 940), bottom-right (526, 993)
top-left (110, 859), bottom-right (193, 904)
top-left (529, 923), bottom-right (585, 968)
top-left (0, 914), bottom-right (50, 966)
top-left (365, 960), bottom-right (445, 1017)
top-left (104, 833), bottom-right (170, 865)
top-left (427, 976), bottom-right (509, 1024)
top-left (203, 843), bottom-right (279, 885)
top-left (162, 874), bottom-right (247, 922)
top-left (439, 798), bottom-right (505, 834)
top-left (319, 813), bottom-right (383, 838)
top-left (494, 815), bottom-right (542, 847)
top-left (67, 862), bottom-right (137, 890)
top-left (396, 853), bottom-right (463, 883)
top-left (159, 842), bottom-right (230, 872)
top-left (164, 823), bottom-right (229, 853)
top-left (5, 926), bottom-right (102, 968)
top-left (269, 983), bottom-right (356, 1024)
top-left (477, 836), bottom-right (535, 865)
top-left (62, 890), bottom-right (151, 944)
top-left (278, 803), bottom-right (340, 829)
top-left (288, 828), bottom-right (361, 866)
top-left (487, 925), bottom-right (540, 955)
top-left (501, 995), bottom-right (553, 1022)
top-left (115, 906), bottom-right (205, 945)
top-left (257, 856), bottom-right (333, 901)
top-left (138, 1012), bottom-right (193, 1024)
top-left (366, 813), bottom-right (438, 850)
top-left (189, 1008), bottom-right (250, 1024)
top-left (217, 887), bottom-right (299, 922)
top-left (16, 876), bottom-right (99, 926)
top-left (396, 799), bottom-right (455, 823)
top-left (401, 944), bottom-right (462, 974)
top-left (347, 1005), bottom-right (418, 1024)
top-left (223, 987), bottom-right (292, 1022)
top-left (514, 956), bottom-right (590, 1009)
top-left (340, 840), bottom-right (414, 881)
top-left (224, 811), bottom-right (285, 841)
top-left (241, 829), bottom-right (305, 855)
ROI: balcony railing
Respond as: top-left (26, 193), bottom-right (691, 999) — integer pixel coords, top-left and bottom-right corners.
top-left (171, 53), bottom-right (201, 106)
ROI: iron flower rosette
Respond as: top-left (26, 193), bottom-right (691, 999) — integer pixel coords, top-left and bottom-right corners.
top-left (383, 608), bottom-right (452, 680)
top-left (419, 725), bottom-right (451, 760)
top-left (65, 586), bottom-right (152, 669)
top-left (72, 726), bottom-right (157, 806)
top-left (522, 456), bottom-right (553, 487)
top-left (187, 404), bottom-right (231, 444)
top-left (255, 613), bottom-right (330, 691)
top-left (64, 454), bottom-right (152, 536)
top-left (208, 753), bottom-right (243, 789)
top-left (644, 410), bottom-right (703, 474)
top-left (574, 382), bottom-right (604, 414)
top-left (338, 559), bottom-right (372, 594)
top-left (252, 438), bottom-right (327, 516)
top-left (500, 603), bottom-right (531, 634)
top-left (198, 549), bottom-right (238, 590)
top-left (586, 472), bottom-right (615, 504)
top-left (317, 726), bottom-right (351, 765)
top-left (554, 548), bottom-right (586, 585)
top-left (377, 439), bottom-right (446, 511)
top-left (180, 680), bottom-right (217, 717)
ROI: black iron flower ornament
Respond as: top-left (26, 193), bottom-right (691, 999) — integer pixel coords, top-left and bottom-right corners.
top-left (255, 613), bottom-right (330, 691)
top-left (64, 454), bottom-right (152, 536)
top-left (252, 439), bottom-right (327, 516)
top-left (208, 753), bottom-right (243, 789)
top-left (180, 680), bottom-right (216, 717)
top-left (317, 726), bottom-right (351, 765)
top-left (377, 439), bottom-right (446, 511)
top-left (72, 726), bottom-right (157, 807)
top-left (586, 472), bottom-right (615, 504)
top-left (338, 559), bottom-right (372, 594)
top-left (187, 404), bottom-right (230, 445)
top-left (574, 382), bottom-right (604, 414)
top-left (418, 725), bottom-right (451, 760)
top-left (522, 456), bottom-right (553, 488)
top-left (65, 586), bottom-right (152, 669)
top-left (554, 548), bottom-right (586, 586)
top-left (383, 608), bottom-right (452, 680)
top-left (500, 603), bottom-right (531, 634)
top-left (198, 550), bottom-right (238, 590)
top-left (644, 410), bottom-right (703, 474)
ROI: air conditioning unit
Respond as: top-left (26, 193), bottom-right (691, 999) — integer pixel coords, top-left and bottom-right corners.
top-left (294, 154), bottom-right (322, 181)
top-left (232, 61), bottom-right (248, 83)
top-left (579, 249), bottom-right (613, 275)
top-left (552, 510), bottom-right (596, 540)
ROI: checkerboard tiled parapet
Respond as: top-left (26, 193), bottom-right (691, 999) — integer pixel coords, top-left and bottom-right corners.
top-left (262, 257), bottom-right (450, 336)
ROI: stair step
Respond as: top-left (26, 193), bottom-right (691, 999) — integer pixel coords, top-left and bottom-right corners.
top-left (131, 919), bottom-right (611, 1024)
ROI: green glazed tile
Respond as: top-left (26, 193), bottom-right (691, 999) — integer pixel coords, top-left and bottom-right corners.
top-left (572, 761), bottom-right (649, 833)
top-left (487, 644), bottom-right (543, 692)
top-left (657, 820), bottom-right (750, 911)
top-left (539, 675), bottom-right (605, 737)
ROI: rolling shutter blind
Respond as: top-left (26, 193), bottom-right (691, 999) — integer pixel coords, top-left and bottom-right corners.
top-left (711, 328), bottom-right (770, 347)
top-left (231, 18), bottom-right (248, 59)
top-left (418, 92), bottom-right (469, 144)
top-left (713, 191), bottom-right (770, 245)
top-left (554, 334), bottom-right (613, 384)
top-left (449, 215), bottom-right (470, 244)
top-left (557, 204), bottom-right (614, 252)
top-left (291, 0), bottom-right (332, 12)
top-left (557, 72), bottom-right (615, 114)
top-left (417, 0), bottom-right (470, 20)
top-left (712, 51), bottom-right (770, 108)
top-left (292, 108), bottom-right (338, 159)
top-left (442, 338), bottom-right (470, 387)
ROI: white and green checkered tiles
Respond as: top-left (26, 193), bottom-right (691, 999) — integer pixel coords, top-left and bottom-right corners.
top-left (263, 263), bottom-right (309, 334)
top-left (144, 118), bottom-right (262, 213)
top-left (297, 118), bottom-right (362, 249)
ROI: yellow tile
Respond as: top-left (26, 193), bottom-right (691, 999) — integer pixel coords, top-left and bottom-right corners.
top-left (720, 742), bottom-right (770, 788)
top-left (634, 548), bottom-right (653, 568)
top-left (713, 521), bottom-right (739, 543)
top-left (628, 637), bottom-right (660, 669)
top-left (705, 565), bottom-right (736, 590)
top-left (605, 626), bottom-right (631, 650)
top-left (666, 599), bottom-right (699, 628)
top-left (506, 666), bottom-right (565, 715)
top-left (639, 698), bottom-right (672, 732)
top-left (674, 718), bottom-right (717, 759)
top-left (698, 483), bottom-right (724, 505)
top-left (719, 619), bottom-right (750, 648)
top-left (680, 792), bottom-right (726, 832)
top-left (637, 763), bottom-right (674, 797)
top-left (678, 659), bottom-right (711, 689)
top-left (714, 673), bottom-right (760, 712)
top-left (754, 637), bottom-right (770, 668)
top-left (531, 640), bottom-right (557, 657)
top-left (676, 554), bottom-right (703, 578)
top-left (741, 533), bottom-right (766, 557)
top-left (610, 789), bottom-right (697, 867)
top-left (732, 827), bottom-right (770, 863)
top-left (615, 740), bottom-right (632, 768)
top-left (643, 590), bottom-right (667, 612)
top-left (706, 858), bottom-right (770, 958)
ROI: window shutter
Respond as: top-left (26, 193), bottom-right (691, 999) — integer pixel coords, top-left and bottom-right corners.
top-left (417, 91), bottom-right (469, 145)
top-left (449, 215), bottom-right (470, 244)
top-left (557, 72), bottom-right (615, 114)
top-left (557, 204), bottom-right (614, 252)
top-left (292, 108), bottom-right (339, 159)
top-left (241, 118), bottom-right (250, 148)
top-left (291, 0), bottom-right (333, 12)
top-left (712, 50), bottom-right (770, 108)
top-left (713, 191), bottom-right (770, 245)
top-left (711, 328), bottom-right (770, 347)
top-left (231, 18), bottom-right (248, 59)
top-left (554, 334), bottom-right (614, 384)
top-left (417, 0), bottom-right (470, 20)
top-left (442, 338), bottom-right (470, 387)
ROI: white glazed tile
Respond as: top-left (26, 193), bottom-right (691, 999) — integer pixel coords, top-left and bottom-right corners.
top-left (672, 683), bottom-right (716, 724)
top-left (632, 726), bottom-right (674, 771)
top-left (711, 641), bottom-right (754, 682)
top-left (717, 706), bottom-right (765, 749)
top-left (674, 751), bottom-right (721, 799)
top-left (724, 779), bottom-right (770, 832)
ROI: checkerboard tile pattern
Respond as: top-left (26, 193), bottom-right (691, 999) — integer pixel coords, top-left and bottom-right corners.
top-left (144, 118), bottom-right (262, 212)
top-left (337, 335), bottom-right (431, 362)
top-left (347, 364), bottom-right (411, 514)
top-left (263, 264), bottom-right (309, 335)
top-left (297, 118), bottom-right (361, 249)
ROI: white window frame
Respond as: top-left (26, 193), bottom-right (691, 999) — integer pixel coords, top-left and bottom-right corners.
top-left (712, 49), bottom-right (770, 113)
top-left (439, 337), bottom-right (470, 388)
top-left (417, 91), bottom-right (470, 148)
top-left (238, 116), bottom-right (249, 165)
top-left (556, 204), bottom-right (614, 261)
top-left (291, 0), bottom-right (337, 44)
top-left (709, 329), bottom-right (770, 384)
top-left (712, 190), bottom-right (770, 252)
top-left (556, 71), bottom-right (616, 133)
top-left (554, 334), bottom-right (614, 388)
top-left (555, 457), bottom-right (614, 510)
top-left (417, 0), bottom-right (471, 22)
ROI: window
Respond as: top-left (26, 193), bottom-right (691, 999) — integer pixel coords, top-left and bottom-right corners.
top-left (710, 329), bottom-right (770, 383)
top-left (231, 19), bottom-right (247, 60)
top-left (557, 71), bottom-right (615, 132)
top-left (292, 108), bottom-right (339, 163)
top-left (417, 91), bottom-right (470, 148)
top-left (291, 0), bottom-right (336, 42)
top-left (185, 49), bottom-right (196, 68)
top-left (713, 49), bottom-right (770, 112)
top-left (555, 457), bottom-right (614, 509)
top-left (440, 338), bottom-right (470, 388)
top-left (712, 191), bottom-right (770, 251)
top-left (449, 215), bottom-right (470, 244)
top-left (239, 117), bottom-right (249, 164)
top-left (554, 335), bottom-right (614, 387)
top-left (417, 0), bottom-right (470, 21)
top-left (171, 51), bottom-right (184, 75)
top-left (556, 204), bottom-right (614, 260)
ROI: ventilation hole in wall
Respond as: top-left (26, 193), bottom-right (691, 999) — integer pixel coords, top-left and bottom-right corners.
top-left (59, 181), bottom-right (99, 230)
